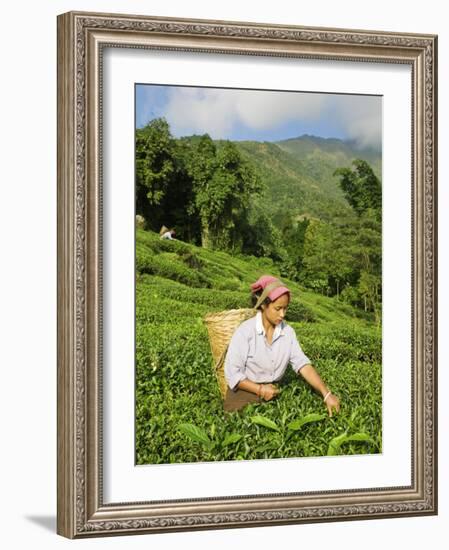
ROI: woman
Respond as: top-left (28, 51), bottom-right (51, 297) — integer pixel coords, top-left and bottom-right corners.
top-left (160, 228), bottom-right (176, 240)
top-left (224, 275), bottom-right (341, 415)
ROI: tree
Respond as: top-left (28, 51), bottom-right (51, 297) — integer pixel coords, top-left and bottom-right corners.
top-left (301, 220), bottom-right (333, 294)
top-left (135, 118), bottom-right (177, 230)
top-left (241, 201), bottom-right (286, 261)
top-left (301, 218), bottom-right (356, 296)
top-left (279, 214), bottom-right (309, 281)
top-left (334, 159), bottom-right (381, 219)
top-left (353, 210), bottom-right (382, 323)
top-left (358, 269), bottom-right (381, 323)
top-left (186, 137), bottom-right (262, 250)
top-left (331, 160), bottom-right (382, 319)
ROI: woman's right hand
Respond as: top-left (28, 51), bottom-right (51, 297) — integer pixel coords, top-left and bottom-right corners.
top-left (259, 383), bottom-right (279, 401)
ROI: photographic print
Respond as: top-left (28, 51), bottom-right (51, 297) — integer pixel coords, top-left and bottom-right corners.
top-left (57, 11), bottom-right (436, 537)
top-left (135, 84), bottom-right (383, 465)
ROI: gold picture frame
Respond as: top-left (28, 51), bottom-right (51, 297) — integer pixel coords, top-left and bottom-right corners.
top-left (57, 11), bottom-right (437, 538)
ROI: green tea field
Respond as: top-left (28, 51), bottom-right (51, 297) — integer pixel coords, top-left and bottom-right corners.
top-left (135, 228), bottom-right (382, 464)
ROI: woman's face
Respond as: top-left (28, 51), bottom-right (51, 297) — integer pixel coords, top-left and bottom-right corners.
top-left (261, 294), bottom-right (289, 326)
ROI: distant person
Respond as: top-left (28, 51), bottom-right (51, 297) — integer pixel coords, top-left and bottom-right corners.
top-left (160, 228), bottom-right (176, 240)
top-left (224, 275), bottom-right (341, 414)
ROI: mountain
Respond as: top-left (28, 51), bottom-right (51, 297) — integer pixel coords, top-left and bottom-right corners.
top-left (276, 134), bottom-right (381, 182)
top-left (230, 135), bottom-right (381, 225)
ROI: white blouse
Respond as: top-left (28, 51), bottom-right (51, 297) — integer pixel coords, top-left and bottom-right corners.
top-left (224, 311), bottom-right (311, 390)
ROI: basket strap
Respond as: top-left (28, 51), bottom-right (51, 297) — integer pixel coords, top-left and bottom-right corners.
top-left (215, 347), bottom-right (228, 373)
top-left (253, 280), bottom-right (285, 309)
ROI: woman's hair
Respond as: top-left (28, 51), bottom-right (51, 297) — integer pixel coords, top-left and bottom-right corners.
top-left (250, 275), bottom-right (291, 308)
top-left (250, 291), bottom-right (272, 310)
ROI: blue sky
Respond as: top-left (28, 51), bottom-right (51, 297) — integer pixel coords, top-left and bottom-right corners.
top-left (136, 84), bottom-right (382, 150)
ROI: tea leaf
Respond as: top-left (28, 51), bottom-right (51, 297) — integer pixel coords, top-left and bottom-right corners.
top-left (251, 415), bottom-right (279, 431)
top-left (178, 423), bottom-right (212, 447)
top-left (328, 432), bottom-right (373, 456)
top-left (222, 433), bottom-right (243, 447)
top-left (287, 413), bottom-right (326, 431)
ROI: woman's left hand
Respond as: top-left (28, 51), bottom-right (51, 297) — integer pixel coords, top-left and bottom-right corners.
top-left (298, 365), bottom-right (341, 417)
top-left (325, 393), bottom-right (340, 417)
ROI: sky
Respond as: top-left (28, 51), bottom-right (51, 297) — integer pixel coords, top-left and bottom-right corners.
top-left (135, 84), bottom-right (382, 151)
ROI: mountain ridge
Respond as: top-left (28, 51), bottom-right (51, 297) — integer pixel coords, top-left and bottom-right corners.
top-left (222, 134), bottom-right (381, 225)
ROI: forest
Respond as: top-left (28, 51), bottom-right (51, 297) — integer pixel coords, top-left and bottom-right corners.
top-left (136, 117), bottom-right (382, 318)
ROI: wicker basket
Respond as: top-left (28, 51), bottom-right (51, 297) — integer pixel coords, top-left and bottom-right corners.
top-left (203, 308), bottom-right (256, 399)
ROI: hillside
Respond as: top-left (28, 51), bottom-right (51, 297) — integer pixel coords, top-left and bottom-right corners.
top-left (136, 122), bottom-right (382, 312)
top-left (229, 135), bottom-right (381, 223)
top-left (277, 135), bottom-right (380, 203)
top-left (233, 140), bottom-right (343, 222)
top-left (136, 228), bottom-right (375, 324)
top-left (135, 228), bottom-right (382, 465)
top-left (276, 135), bottom-right (381, 175)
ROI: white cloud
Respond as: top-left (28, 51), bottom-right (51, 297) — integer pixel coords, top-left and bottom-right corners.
top-left (161, 86), bottom-right (381, 149)
top-left (234, 90), bottom-right (326, 129)
top-left (164, 87), bottom-right (236, 137)
top-left (332, 95), bottom-right (382, 150)
top-left (164, 87), bottom-right (328, 137)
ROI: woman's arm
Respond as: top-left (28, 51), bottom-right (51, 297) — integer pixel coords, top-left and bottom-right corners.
top-left (224, 324), bottom-right (278, 401)
top-left (237, 379), bottom-right (279, 401)
top-left (224, 329), bottom-right (249, 391)
top-left (299, 364), bottom-right (340, 416)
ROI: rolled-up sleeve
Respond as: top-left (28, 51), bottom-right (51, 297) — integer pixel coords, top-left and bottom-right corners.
top-left (224, 328), bottom-right (248, 391)
top-left (289, 329), bottom-right (311, 373)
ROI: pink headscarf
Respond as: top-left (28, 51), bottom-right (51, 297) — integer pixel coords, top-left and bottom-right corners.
top-left (250, 275), bottom-right (290, 303)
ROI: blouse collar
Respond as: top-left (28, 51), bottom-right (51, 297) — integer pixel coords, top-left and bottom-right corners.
top-left (255, 310), bottom-right (285, 341)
